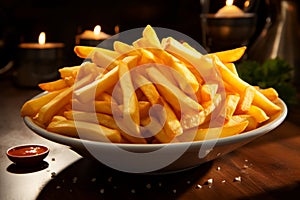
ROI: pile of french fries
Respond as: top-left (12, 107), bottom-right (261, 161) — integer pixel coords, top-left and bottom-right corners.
top-left (21, 25), bottom-right (282, 144)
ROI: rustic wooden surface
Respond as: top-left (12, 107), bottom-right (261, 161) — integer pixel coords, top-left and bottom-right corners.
top-left (1, 74), bottom-right (300, 200)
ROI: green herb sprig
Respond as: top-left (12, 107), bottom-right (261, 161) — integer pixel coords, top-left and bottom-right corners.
top-left (237, 58), bottom-right (298, 107)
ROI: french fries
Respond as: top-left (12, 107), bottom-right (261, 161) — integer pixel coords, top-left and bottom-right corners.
top-left (21, 25), bottom-right (283, 144)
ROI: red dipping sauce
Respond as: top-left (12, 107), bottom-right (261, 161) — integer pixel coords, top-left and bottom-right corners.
top-left (6, 144), bottom-right (49, 166)
top-left (8, 145), bottom-right (48, 157)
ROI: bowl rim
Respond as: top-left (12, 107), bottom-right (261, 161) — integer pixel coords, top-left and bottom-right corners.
top-left (6, 144), bottom-right (49, 158)
top-left (23, 98), bottom-right (287, 149)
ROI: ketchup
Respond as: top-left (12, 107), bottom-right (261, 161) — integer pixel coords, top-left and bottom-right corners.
top-left (8, 145), bottom-right (48, 157)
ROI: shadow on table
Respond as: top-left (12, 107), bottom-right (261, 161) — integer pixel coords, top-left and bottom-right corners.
top-left (237, 181), bottom-right (300, 200)
top-left (37, 157), bottom-right (213, 200)
top-left (7, 161), bottom-right (49, 174)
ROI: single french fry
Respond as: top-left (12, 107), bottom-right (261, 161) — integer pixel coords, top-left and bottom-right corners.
top-left (38, 79), bottom-right (68, 92)
top-left (210, 46), bottom-right (246, 63)
top-left (59, 66), bottom-right (81, 79)
top-left (74, 66), bottom-right (119, 103)
top-left (118, 59), bottom-right (140, 136)
top-left (235, 86), bottom-right (255, 114)
top-left (162, 37), bottom-right (202, 63)
top-left (224, 94), bottom-right (240, 119)
top-left (246, 105), bottom-right (270, 123)
top-left (21, 90), bottom-right (63, 117)
top-left (95, 101), bottom-right (121, 116)
top-left (258, 87), bottom-right (279, 101)
top-left (142, 24), bottom-right (162, 49)
top-left (47, 116), bottom-right (122, 143)
top-left (132, 25), bottom-right (161, 49)
top-left (113, 41), bottom-right (136, 54)
top-left (160, 98), bottom-right (183, 138)
top-left (74, 45), bottom-right (119, 59)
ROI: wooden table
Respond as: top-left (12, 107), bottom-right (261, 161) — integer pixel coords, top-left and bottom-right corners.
top-left (1, 74), bottom-right (300, 200)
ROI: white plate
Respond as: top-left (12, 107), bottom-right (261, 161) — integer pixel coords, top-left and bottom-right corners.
top-left (24, 97), bottom-right (287, 174)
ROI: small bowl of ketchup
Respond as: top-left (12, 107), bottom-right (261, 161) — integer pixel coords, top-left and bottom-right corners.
top-left (6, 144), bottom-right (49, 166)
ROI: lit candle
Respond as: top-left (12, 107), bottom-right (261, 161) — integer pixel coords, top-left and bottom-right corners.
top-left (76, 25), bottom-right (111, 46)
top-left (19, 32), bottom-right (64, 49)
top-left (215, 0), bottom-right (244, 18)
top-left (14, 32), bottom-right (65, 87)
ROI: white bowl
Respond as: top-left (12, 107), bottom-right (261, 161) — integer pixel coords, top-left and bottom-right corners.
top-left (23, 97), bottom-right (287, 174)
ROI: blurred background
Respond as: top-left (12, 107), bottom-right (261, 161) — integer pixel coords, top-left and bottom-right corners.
top-left (0, 0), bottom-right (299, 99)
top-left (0, 0), bottom-right (267, 65)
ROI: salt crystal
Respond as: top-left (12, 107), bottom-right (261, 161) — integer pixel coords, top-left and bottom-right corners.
top-left (207, 178), bottom-right (213, 184)
top-left (234, 176), bottom-right (242, 182)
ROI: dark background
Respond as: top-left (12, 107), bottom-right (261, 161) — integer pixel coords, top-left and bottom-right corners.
top-left (0, 0), bottom-right (269, 67)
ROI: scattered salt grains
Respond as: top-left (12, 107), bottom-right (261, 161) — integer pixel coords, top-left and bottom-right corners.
top-left (186, 180), bottom-right (191, 184)
top-left (107, 176), bottom-right (112, 182)
top-left (222, 180), bottom-right (226, 183)
top-left (131, 189), bottom-right (136, 194)
top-left (173, 189), bottom-right (177, 194)
top-left (234, 176), bottom-right (242, 182)
top-left (91, 178), bottom-right (96, 182)
top-left (56, 185), bottom-right (61, 189)
top-left (158, 182), bottom-right (162, 187)
top-left (217, 166), bottom-right (221, 171)
top-left (100, 188), bottom-right (105, 194)
top-left (72, 177), bottom-right (78, 183)
top-left (196, 184), bottom-right (202, 189)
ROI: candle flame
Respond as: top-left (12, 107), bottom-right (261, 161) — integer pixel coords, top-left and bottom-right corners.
top-left (38, 32), bottom-right (46, 45)
top-left (94, 25), bottom-right (101, 35)
top-left (226, 0), bottom-right (234, 6)
top-left (244, 0), bottom-right (250, 8)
